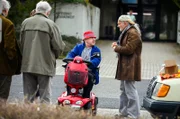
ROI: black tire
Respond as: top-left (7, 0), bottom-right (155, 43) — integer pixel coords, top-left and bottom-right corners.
top-left (92, 98), bottom-right (98, 116)
top-left (95, 97), bottom-right (98, 104)
top-left (84, 102), bottom-right (92, 110)
top-left (57, 100), bottom-right (61, 105)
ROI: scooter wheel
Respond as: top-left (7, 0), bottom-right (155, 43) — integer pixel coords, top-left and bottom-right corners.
top-left (56, 100), bottom-right (61, 105)
top-left (95, 97), bottom-right (98, 104)
top-left (92, 98), bottom-right (98, 116)
top-left (92, 110), bottom-right (97, 116)
top-left (84, 102), bottom-right (92, 110)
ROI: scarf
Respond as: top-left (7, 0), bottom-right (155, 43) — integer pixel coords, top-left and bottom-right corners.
top-left (117, 24), bottom-right (131, 46)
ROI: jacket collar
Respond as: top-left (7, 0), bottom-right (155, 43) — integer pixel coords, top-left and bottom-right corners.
top-left (0, 14), bottom-right (5, 17)
top-left (117, 25), bottom-right (134, 45)
top-left (34, 13), bottom-right (49, 19)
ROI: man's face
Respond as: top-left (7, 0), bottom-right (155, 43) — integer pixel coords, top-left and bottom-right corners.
top-left (3, 9), bottom-right (9, 17)
top-left (117, 21), bottom-right (127, 31)
top-left (129, 10), bottom-right (133, 15)
top-left (84, 37), bottom-right (96, 47)
top-left (46, 11), bottom-right (51, 16)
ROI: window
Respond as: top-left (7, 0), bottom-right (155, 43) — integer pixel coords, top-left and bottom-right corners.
top-left (142, 8), bottom-right (156, 40)
top-left (142, 0), bottom-right (157, 4)
top-left (159, 4), bottom-right (177, 40)
top-left (122, 0), bottom-right (138, 4)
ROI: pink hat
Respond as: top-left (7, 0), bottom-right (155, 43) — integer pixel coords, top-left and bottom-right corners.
top-left (83, 30), bottom-right (96, 40)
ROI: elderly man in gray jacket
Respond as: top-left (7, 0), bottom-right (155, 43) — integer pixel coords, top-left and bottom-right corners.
top-left (20, 1), bottom-right (65, 104)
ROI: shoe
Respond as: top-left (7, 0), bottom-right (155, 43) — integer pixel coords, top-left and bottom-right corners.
top-left (124, 115), bottom-right (138, 119)
top-left (115, 114), bottom-right (127, 119)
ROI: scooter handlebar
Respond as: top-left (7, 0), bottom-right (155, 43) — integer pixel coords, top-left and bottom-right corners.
top-left (83, 60), bottom-right (92, 66)
top-left (62, 58), bottom-right (92, 66)
top-left (62, 58), bottom-right (73, 63)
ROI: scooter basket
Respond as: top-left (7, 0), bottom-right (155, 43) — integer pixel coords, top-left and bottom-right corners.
top-left (67, 70), bottom-right (88, 86)
top-left (64, 61), bottom-right (88, 87)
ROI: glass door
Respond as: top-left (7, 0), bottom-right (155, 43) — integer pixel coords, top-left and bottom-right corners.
top-left (142, 7), bottom-right (156, 40)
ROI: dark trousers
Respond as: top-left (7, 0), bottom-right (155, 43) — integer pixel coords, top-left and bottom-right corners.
top-left (82, 76), bottom-right (94, 98)
top-left (67, 73), bottom-right (94, 98)
top-left (23, 73), bottom-right (51, 104)
top-left (0, 75), bottom-right (12, 101)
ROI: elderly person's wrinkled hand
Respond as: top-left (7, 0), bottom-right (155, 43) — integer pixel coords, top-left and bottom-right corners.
top-left (111, 42), bottom-right (117, 49)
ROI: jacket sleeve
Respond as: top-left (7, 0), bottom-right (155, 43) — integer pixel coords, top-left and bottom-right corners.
top-left (114, 31), bottom-right (141, 55)
top-left (51, 24), bottom-right (65, 59)
top-left (19, 23), bottom-right (25, 55)
top-left (4, 22), bottom-right (17, 60)
top-left (66, 44), bottom-right (79, 58)
top-left (90, 48), bottom-right (101, 69)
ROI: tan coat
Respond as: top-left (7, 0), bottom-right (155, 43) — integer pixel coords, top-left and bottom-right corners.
top-left (0, 15), bottom-right (21, 76)
top-left (114, 26), bottom-right (142, 81)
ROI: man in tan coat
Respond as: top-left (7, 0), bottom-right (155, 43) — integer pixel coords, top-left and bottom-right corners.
top-left (112, 15), bottom-right (142, 119)
top-left (20, 1), bottom-right (65, 104)
top-left (0, 0), bottom-right (21, 102)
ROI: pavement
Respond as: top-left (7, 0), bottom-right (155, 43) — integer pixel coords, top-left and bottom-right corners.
top-left (55, 40), bottom-right (180, 118)
top-left (56, 40), bottom-right (180, 79)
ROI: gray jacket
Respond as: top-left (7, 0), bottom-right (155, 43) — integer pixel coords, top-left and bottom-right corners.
top-left (20, 13), bottom-right (65, 76)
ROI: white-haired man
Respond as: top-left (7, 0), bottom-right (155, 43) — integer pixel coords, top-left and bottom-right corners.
top-left (0, 0), bottom-right (21, 102)
top-left (20, 1), bottom-right (65, 104)
top-left (112, 15), bottom-right (142, 119)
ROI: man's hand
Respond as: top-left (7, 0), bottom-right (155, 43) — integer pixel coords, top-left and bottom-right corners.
top-left (111, 42), bottom-right (117, 49)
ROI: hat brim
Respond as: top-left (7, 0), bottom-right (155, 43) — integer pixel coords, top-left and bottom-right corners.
top-left (83, 36), bottom-right (96, 40)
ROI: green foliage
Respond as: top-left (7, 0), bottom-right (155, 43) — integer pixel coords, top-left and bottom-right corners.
top-left (59, 35), bottom-right (81, 59)
top-left (8, 0), bottom-right (39, 27)
top-left (172, 0), bottom-right (180, 8)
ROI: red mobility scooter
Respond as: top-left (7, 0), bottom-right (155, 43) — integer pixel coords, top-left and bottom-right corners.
top-left (57, 56), bottom-right (98, 116)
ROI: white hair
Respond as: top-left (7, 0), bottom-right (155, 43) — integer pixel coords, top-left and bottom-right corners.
top-left (0, 0), bottom-right (11, 13)
top-left (35, 1), bottom-right (52, 14)
top-left (118, 15), bottom-right (135, 25)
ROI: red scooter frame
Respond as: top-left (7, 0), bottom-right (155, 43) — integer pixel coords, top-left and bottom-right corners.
top-left (57, 56), bottom-right (98, 116)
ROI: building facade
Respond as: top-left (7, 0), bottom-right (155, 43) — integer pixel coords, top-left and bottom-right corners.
top-left (90, 0), bottom-right (179, 42)
top-left (50, 3), bottom-right (100, 40)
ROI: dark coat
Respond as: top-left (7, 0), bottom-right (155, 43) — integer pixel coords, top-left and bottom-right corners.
top-left (114, 26), bottom-right (142, 81)
top-left (0, 15), bottom-right (21, 76)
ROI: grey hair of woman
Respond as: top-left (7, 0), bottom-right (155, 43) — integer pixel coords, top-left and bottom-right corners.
top-left (35, 1), bottom-right (52, 14)
top-left (0, 0), bottom-right (11, 14)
